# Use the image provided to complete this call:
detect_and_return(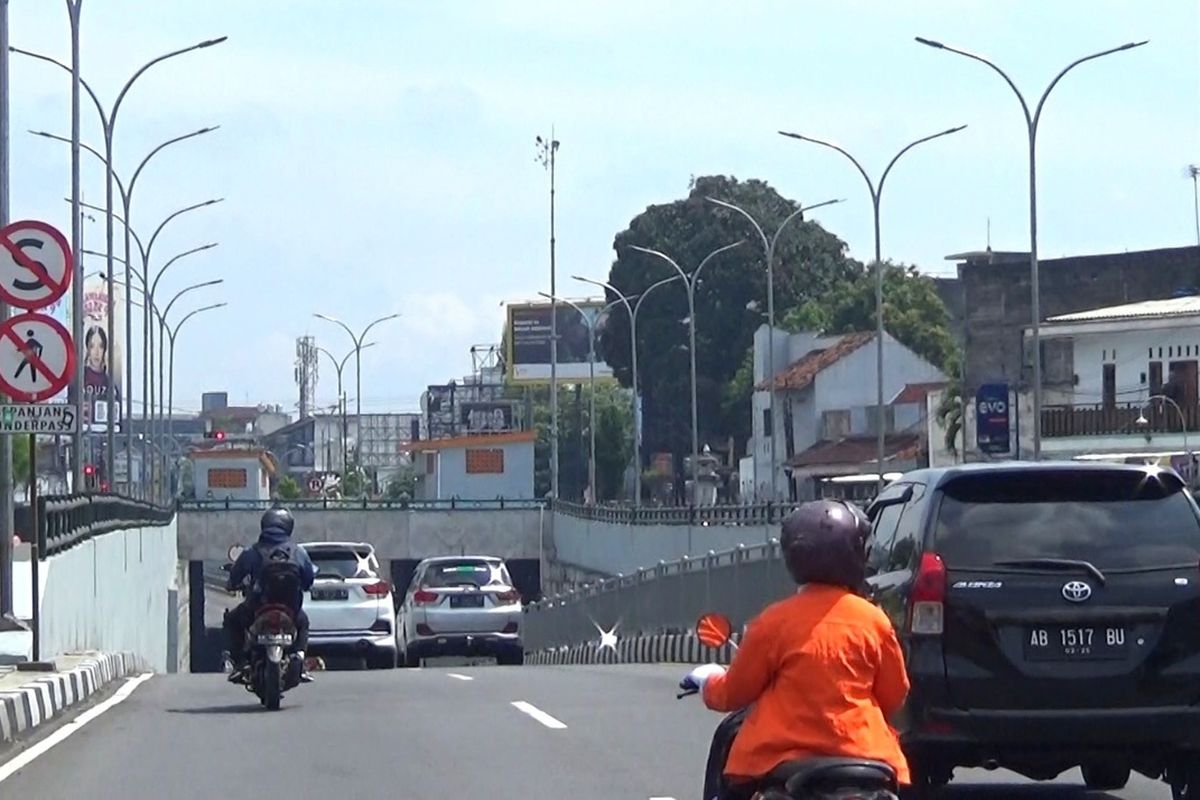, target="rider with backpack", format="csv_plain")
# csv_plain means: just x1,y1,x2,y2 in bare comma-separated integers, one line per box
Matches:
223,506,317,682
